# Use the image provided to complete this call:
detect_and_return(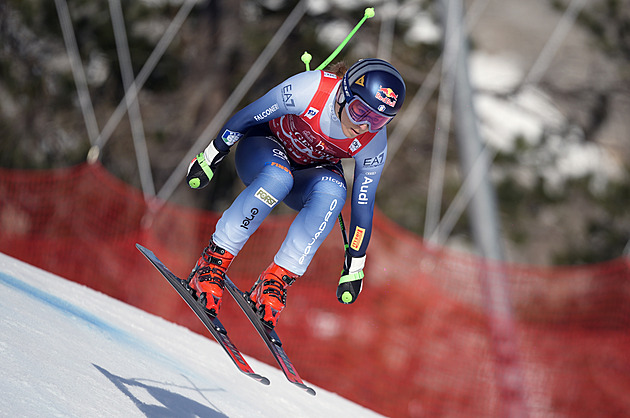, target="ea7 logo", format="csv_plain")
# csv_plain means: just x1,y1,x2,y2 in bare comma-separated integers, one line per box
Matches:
363,152,385,167
282,84,295,107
